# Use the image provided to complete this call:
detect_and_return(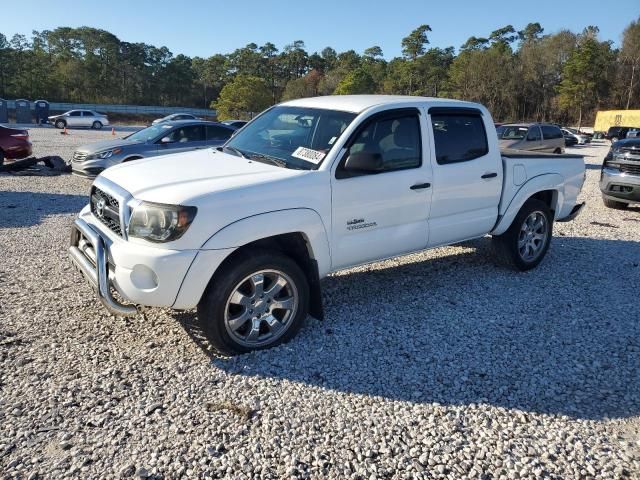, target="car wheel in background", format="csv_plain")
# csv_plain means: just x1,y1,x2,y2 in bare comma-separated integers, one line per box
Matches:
55,119,66,129
603,197,628,210
492,198,553,271
611,137,619,143
0,149,4,166
553,148,562,154
92,121,103,130
197,249,309,355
